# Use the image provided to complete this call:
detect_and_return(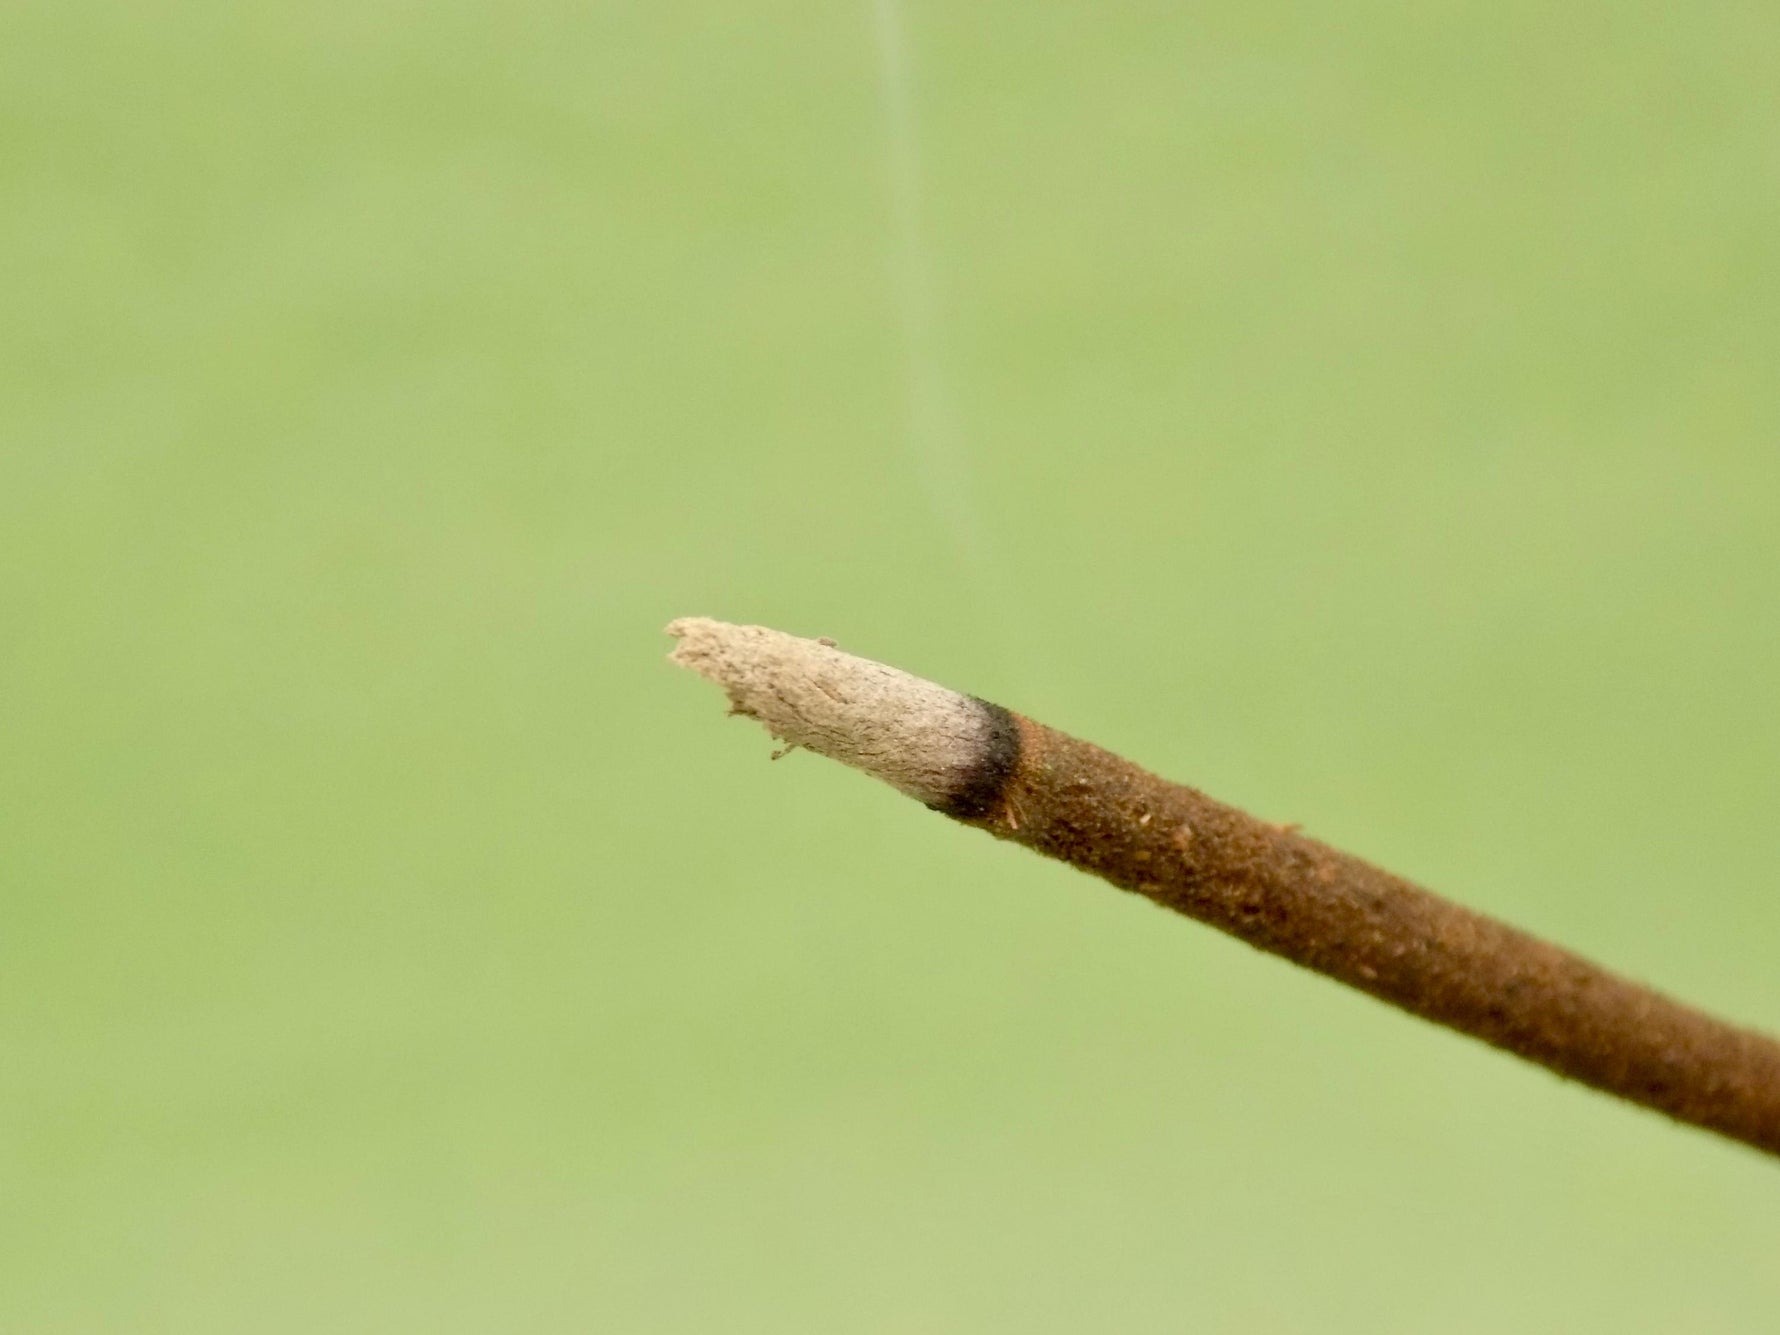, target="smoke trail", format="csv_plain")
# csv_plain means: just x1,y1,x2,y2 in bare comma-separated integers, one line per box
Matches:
868,0,1029,687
